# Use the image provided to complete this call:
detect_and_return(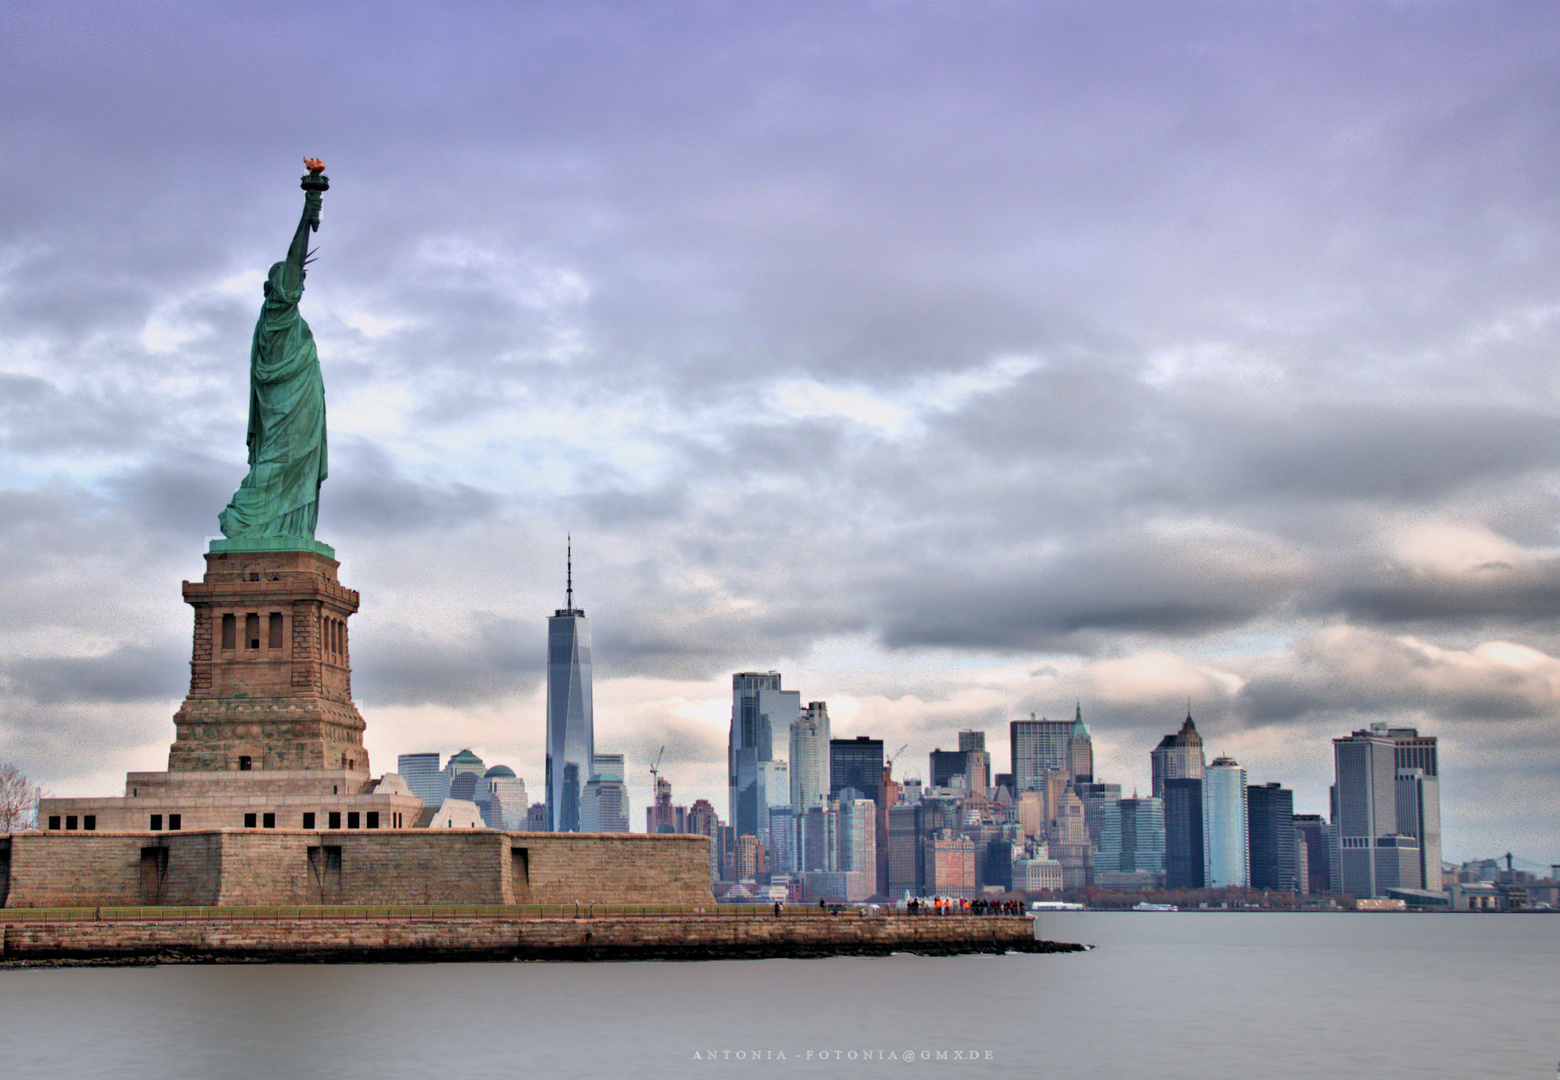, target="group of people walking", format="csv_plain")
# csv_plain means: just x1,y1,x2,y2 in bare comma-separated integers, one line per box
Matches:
907,897,1022,915
766,897,1025,916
